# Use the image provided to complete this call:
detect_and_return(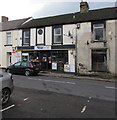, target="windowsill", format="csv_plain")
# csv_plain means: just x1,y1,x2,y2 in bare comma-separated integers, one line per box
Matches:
36,44,45,46
22,44,30,46
52,43,63,45
4,44,12,46
91,40,106,43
